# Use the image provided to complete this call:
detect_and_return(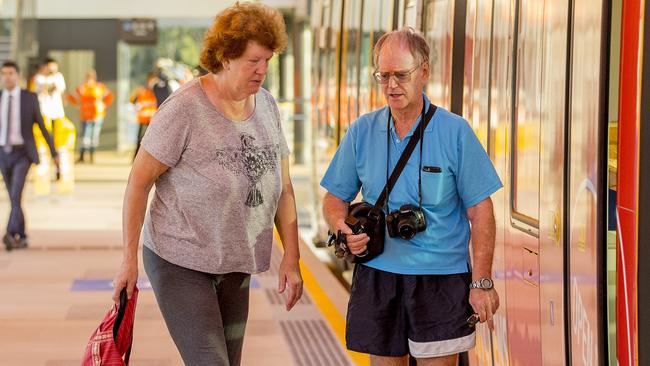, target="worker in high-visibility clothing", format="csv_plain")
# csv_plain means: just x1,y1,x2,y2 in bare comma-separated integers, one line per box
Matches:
129,72,158,161
67,69,113,163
